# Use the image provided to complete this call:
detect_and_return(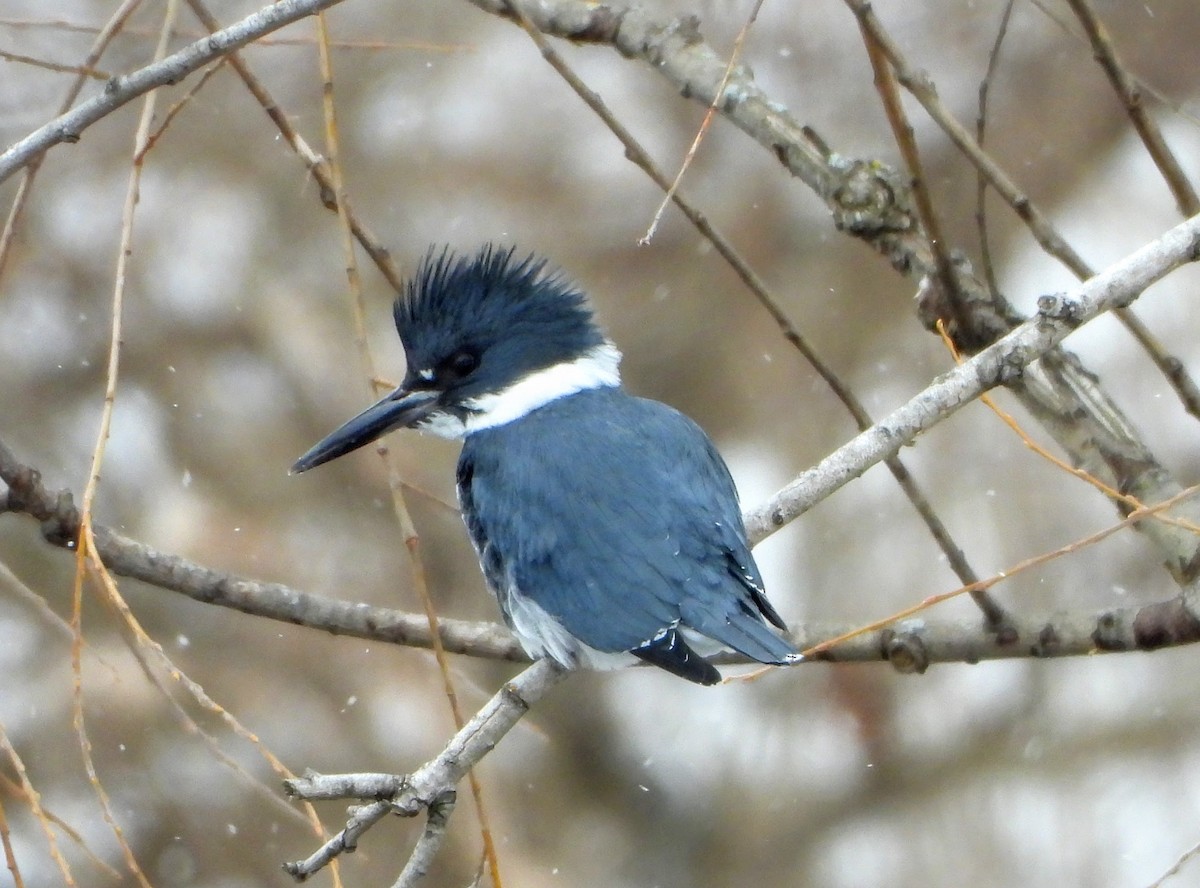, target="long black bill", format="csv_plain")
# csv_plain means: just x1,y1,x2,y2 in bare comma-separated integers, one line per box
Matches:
291,387,440,474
